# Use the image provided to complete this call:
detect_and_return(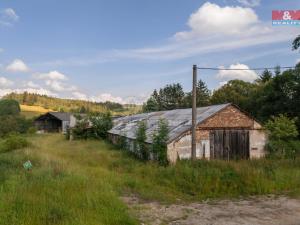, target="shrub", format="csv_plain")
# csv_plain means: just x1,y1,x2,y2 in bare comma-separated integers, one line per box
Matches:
72,118,91,140
0,99,20,116
90,112,113,139
265,114,298,140
265,115,299,159
152,119,169,166
135,121,149,160
0,115,33,137
117,132,128,150
0,134,30,153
